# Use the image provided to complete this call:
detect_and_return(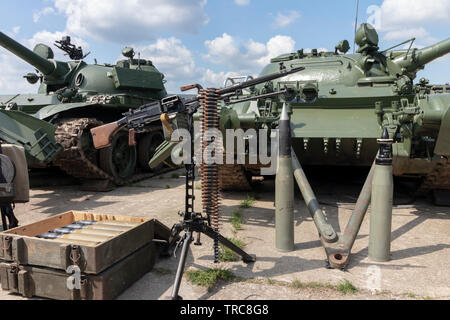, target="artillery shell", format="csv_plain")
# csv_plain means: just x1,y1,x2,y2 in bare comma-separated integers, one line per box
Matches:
275,103,294,252
46,238,100,246
87,224,131,232
72,228,122,237
61,233,112,242
96,220,141,227
50,227,73,234
75,220,141,227
64,223,84,230
76,220,97,226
